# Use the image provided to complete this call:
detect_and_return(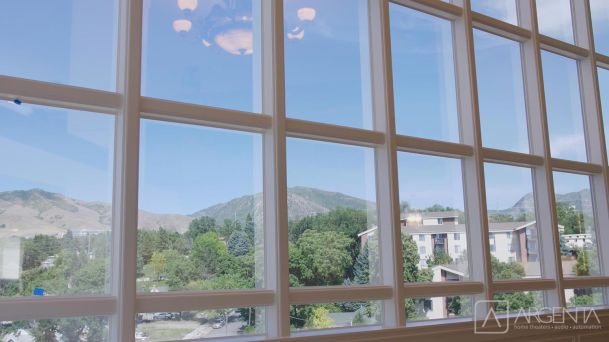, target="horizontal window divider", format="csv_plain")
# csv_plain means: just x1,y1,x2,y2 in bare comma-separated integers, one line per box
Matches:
597,53,609,69
135,289,275,313
0,75,120,114
491,279,556,293
289,325,383,339
391,0,462,21
285,118,385,147
140,97,272,133
288,285,393,305
539,35,589,60
403,281,484,298
481,148,544,167
551,158,603,174
562,276,609,289
396,135,474,158
0,295,116,322
471,12,531,42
